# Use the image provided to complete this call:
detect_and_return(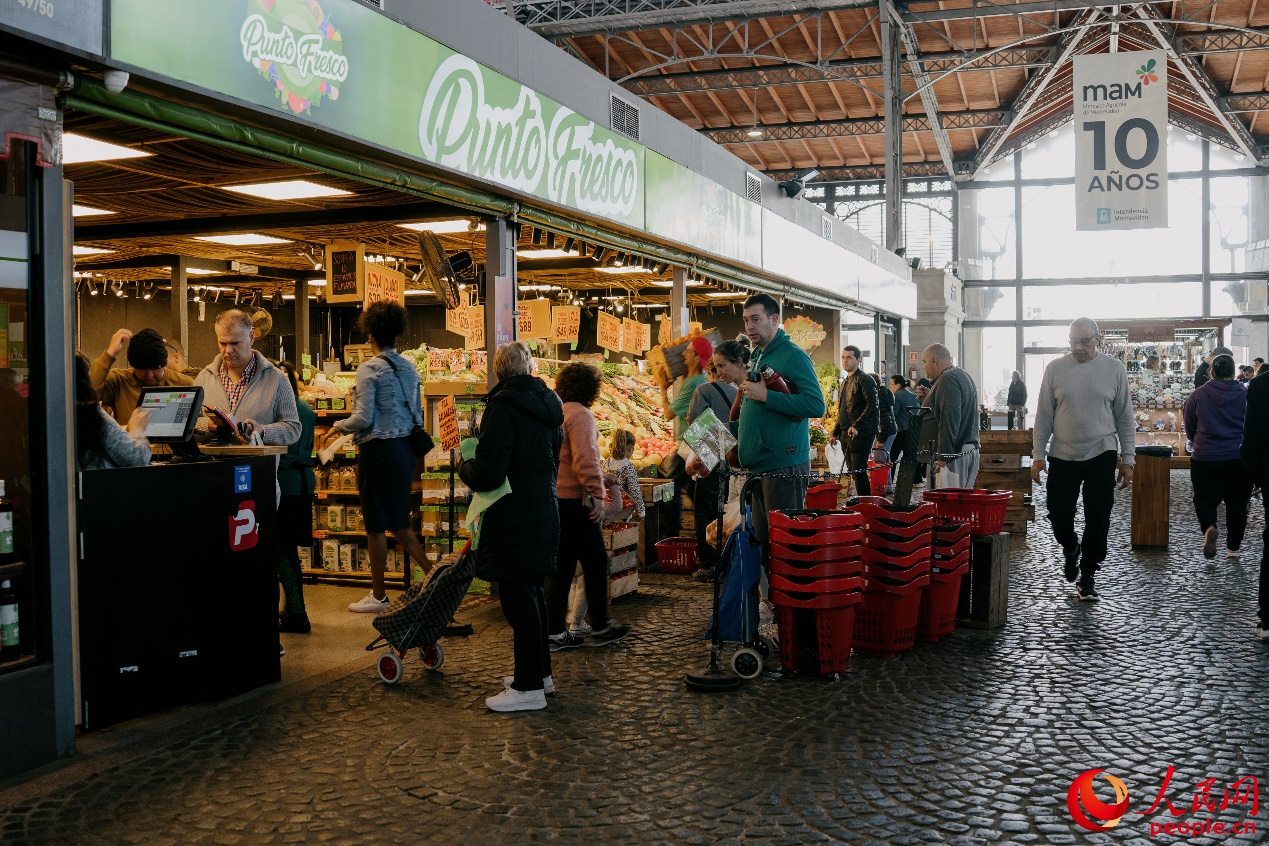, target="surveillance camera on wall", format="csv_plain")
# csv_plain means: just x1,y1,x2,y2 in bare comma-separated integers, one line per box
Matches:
776,168,821,199
102,70,130,93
